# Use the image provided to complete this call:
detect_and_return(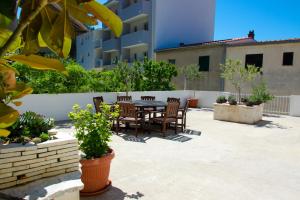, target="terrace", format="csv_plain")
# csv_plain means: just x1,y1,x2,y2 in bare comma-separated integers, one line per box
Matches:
52,108,300,200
